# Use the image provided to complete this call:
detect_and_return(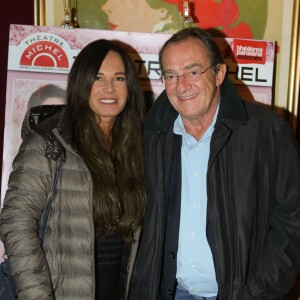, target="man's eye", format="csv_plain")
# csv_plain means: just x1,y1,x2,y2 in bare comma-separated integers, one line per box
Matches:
190,70,200,77
165,75,175,80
